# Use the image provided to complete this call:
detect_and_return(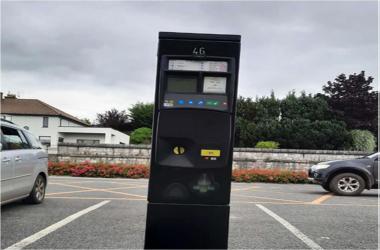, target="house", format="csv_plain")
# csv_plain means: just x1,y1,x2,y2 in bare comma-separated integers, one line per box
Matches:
0,93,130,152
